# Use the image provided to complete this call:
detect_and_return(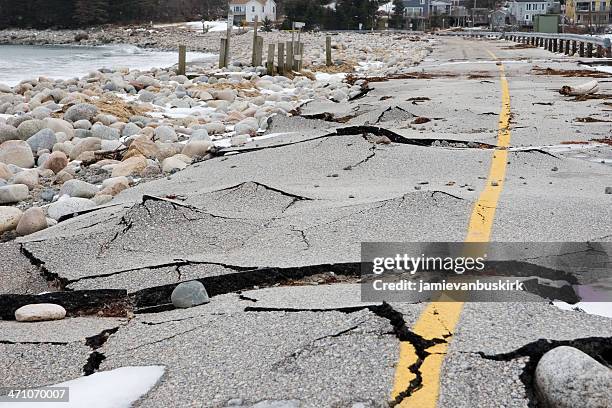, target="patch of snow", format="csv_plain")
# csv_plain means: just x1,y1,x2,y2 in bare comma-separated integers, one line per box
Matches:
185,21,238,32
553,301,612,318
314,72,347,83
379,1,393,12
0,366,165,408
